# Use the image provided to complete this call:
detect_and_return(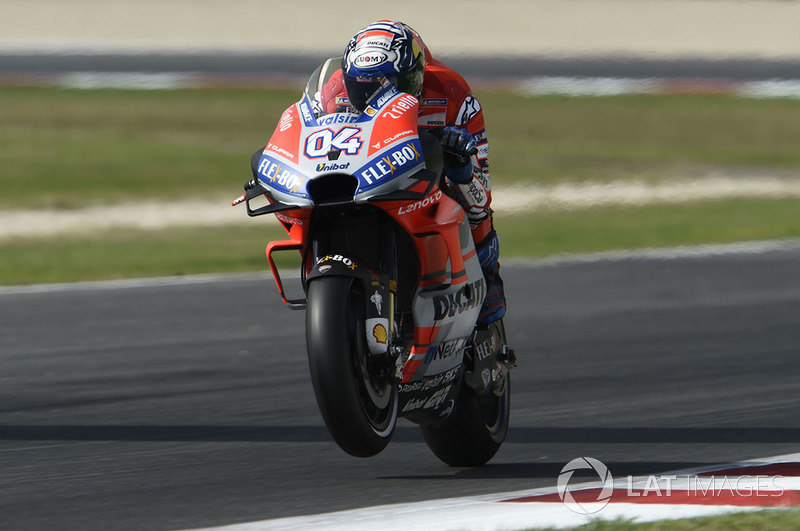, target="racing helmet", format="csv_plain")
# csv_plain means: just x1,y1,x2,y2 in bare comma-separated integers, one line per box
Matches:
342,20,427,112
